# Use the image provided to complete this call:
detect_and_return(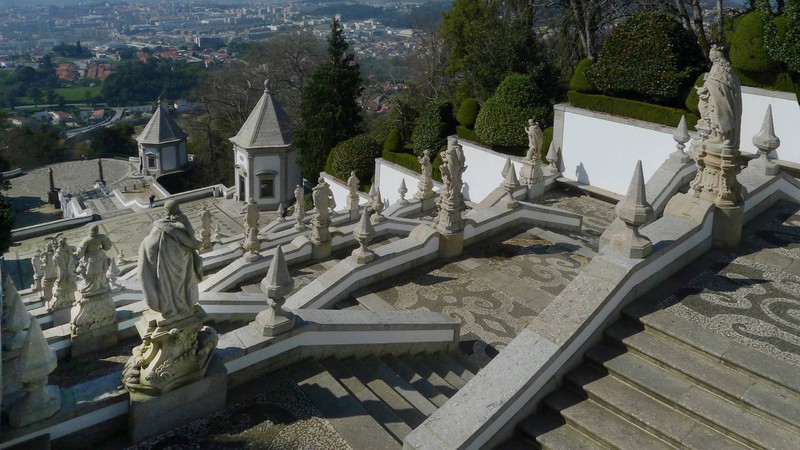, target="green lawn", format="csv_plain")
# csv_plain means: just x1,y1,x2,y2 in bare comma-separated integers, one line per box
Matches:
15,85,103,105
